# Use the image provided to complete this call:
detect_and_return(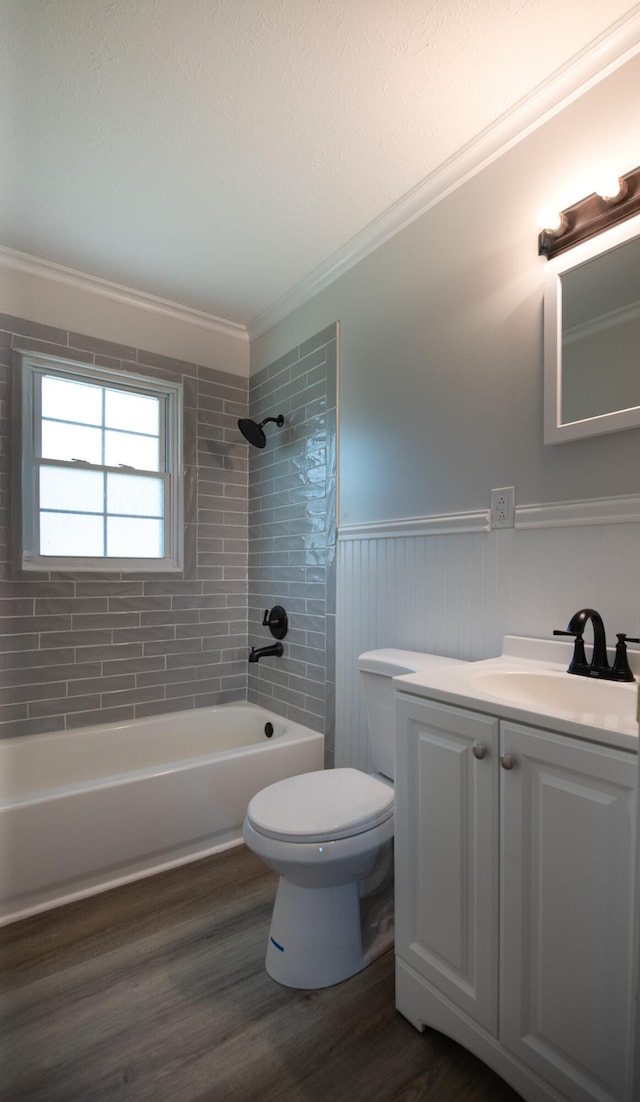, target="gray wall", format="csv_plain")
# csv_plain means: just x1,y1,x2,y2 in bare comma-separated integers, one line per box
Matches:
246,325,337,761
251,54,640,525
249,54,640,771
0,314,248,737
0,314,338,748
